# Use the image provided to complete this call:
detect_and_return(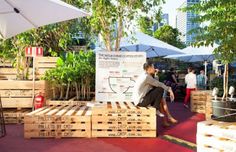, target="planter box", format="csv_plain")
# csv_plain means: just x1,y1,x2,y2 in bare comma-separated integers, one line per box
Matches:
0,80,51,108
190,90,212,114
0,57,57,80
197,120,236,152
3,108,31,124
212,99,236,122
91,102,156,138
24,105,92,138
